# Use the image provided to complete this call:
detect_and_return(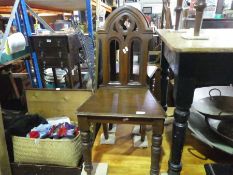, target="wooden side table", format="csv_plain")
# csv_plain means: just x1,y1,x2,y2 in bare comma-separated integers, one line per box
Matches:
157,29,233,175
77,87,165,175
